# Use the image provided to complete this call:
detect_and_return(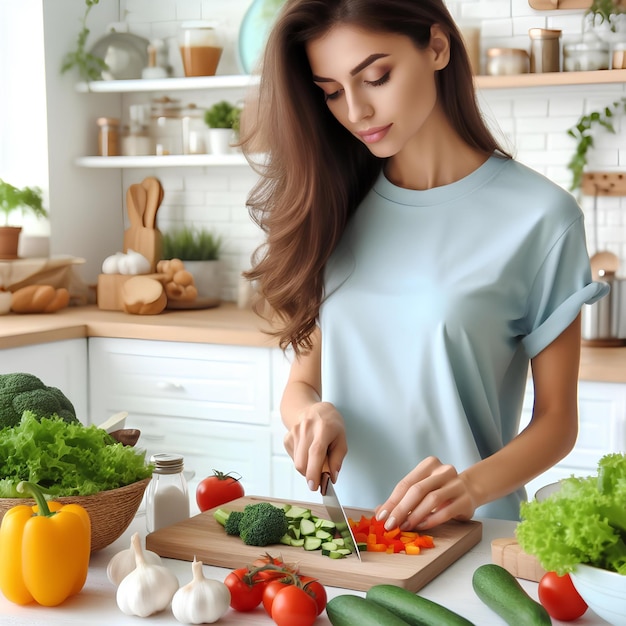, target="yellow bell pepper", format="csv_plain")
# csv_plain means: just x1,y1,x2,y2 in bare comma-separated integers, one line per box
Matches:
0,481,91,606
